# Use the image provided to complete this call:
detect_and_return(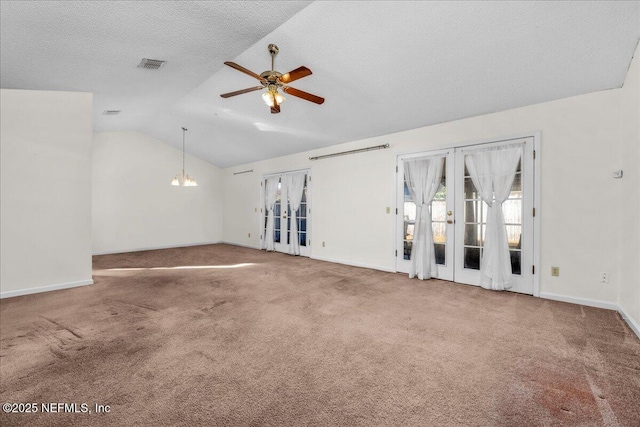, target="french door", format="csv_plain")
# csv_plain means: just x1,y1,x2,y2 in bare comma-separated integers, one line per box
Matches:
397,149,455,281
261,170,311,257
396,137,536,295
